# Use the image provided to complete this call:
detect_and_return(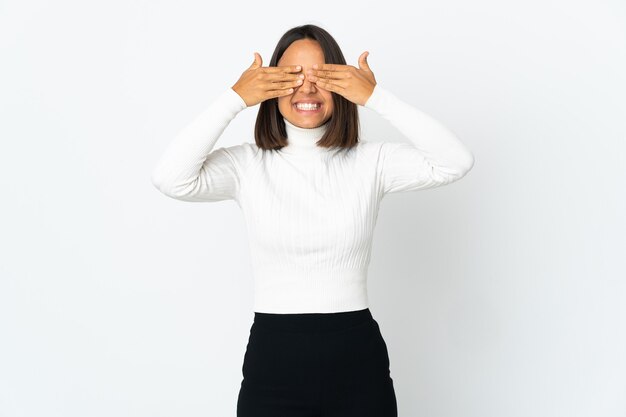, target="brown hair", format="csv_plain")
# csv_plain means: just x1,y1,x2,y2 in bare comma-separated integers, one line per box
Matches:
254,24,360,153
